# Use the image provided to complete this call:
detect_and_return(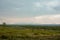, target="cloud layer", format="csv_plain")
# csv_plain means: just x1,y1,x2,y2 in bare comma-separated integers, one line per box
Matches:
0,0,60,24
0,14,60,24
0,0,60,17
